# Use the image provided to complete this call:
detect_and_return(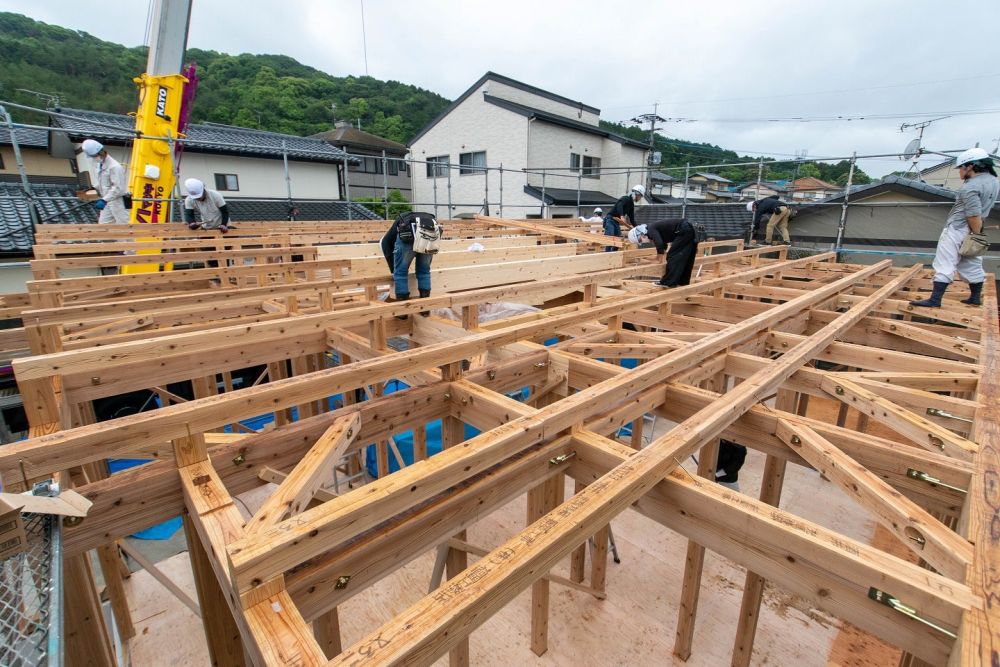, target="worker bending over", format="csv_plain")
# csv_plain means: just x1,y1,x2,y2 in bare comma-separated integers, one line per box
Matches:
81,139,130,224
604,185,645,251
183,178,232,232
912,147,998,308
628,218,699,287
749,195,790,245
